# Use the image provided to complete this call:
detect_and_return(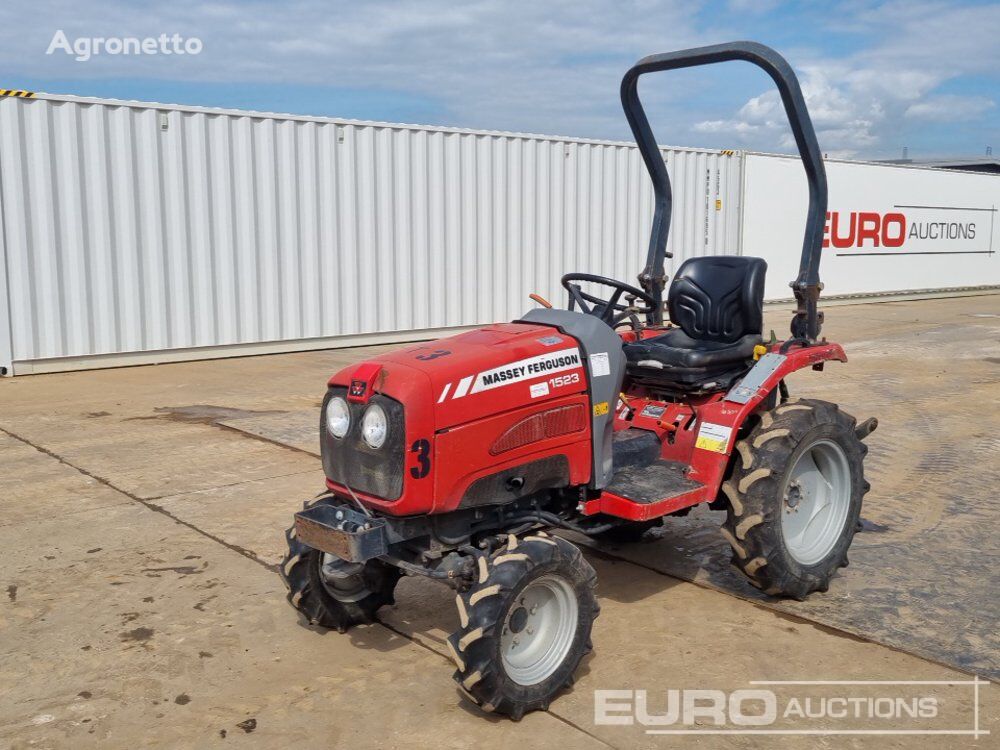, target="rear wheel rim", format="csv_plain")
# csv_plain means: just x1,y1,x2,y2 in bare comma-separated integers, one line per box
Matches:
500,575,579,686
317,553,371,603
780,439,852,566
